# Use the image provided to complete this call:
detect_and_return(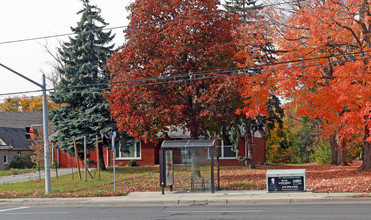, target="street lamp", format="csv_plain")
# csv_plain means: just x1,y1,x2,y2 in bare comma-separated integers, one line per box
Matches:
0,63,51,194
